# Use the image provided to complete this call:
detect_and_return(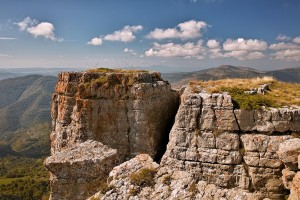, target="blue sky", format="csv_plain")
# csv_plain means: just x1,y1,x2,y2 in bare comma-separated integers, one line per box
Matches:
0,0,300,71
